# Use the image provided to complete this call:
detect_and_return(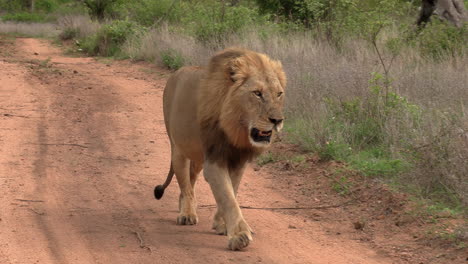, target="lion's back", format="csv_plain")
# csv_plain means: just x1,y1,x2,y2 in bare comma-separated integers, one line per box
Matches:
163,66,205,160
